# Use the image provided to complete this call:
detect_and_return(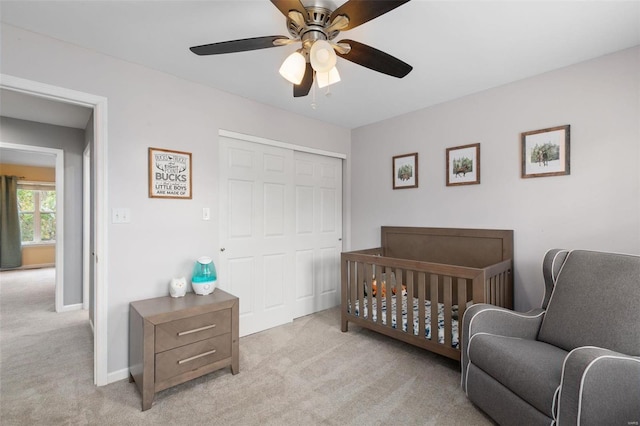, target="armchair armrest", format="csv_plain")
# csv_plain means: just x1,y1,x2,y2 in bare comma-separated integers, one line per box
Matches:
557,346,640,425
461,304,545,391
463,304,545,341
